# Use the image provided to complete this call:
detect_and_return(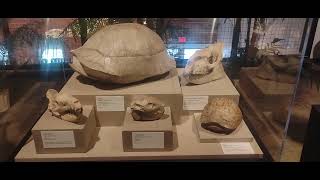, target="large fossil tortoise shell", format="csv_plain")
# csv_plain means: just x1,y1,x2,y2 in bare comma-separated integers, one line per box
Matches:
69,23,176,84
